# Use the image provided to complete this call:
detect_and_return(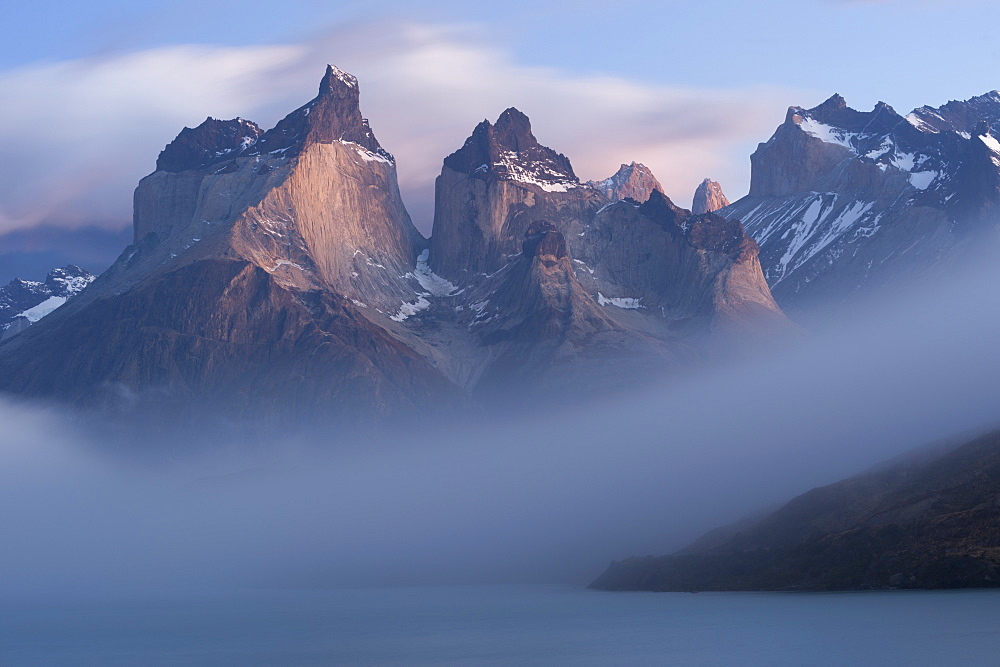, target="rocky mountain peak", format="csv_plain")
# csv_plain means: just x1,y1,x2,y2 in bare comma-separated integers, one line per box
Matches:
637,189,688,235
155,117,263,172
588,162,664,202
442,108,577,186
318,64,359,95
817,93,847,111
493,107,536,151
724,86,1000,317
691,178,730,214
152,66,390,175
906,91,1000,134
44,265,95,297
252,64,389,159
